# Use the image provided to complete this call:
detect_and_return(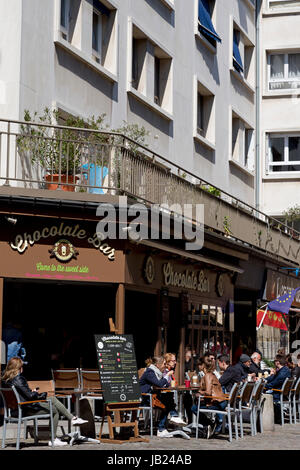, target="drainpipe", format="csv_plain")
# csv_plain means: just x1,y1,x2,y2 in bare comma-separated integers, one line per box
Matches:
255,0,261,211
